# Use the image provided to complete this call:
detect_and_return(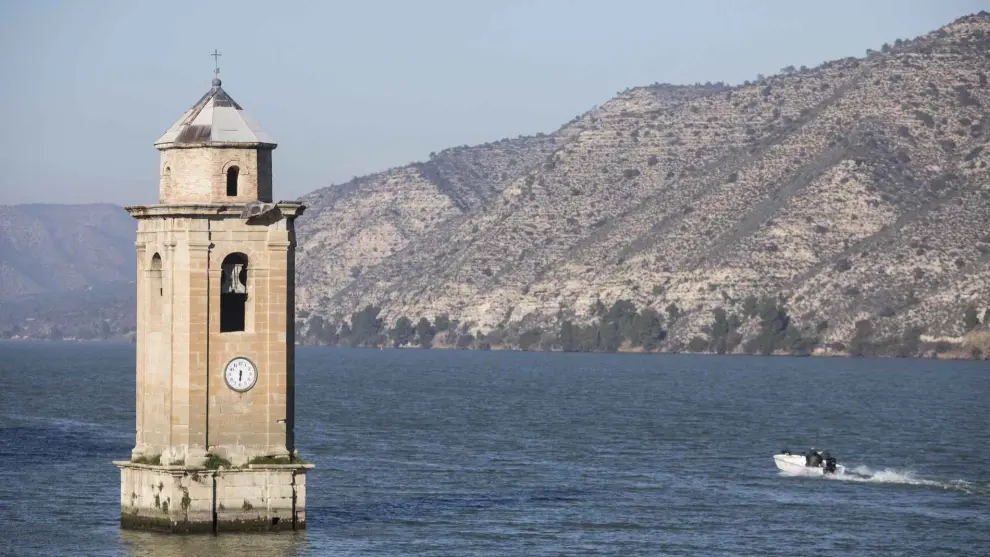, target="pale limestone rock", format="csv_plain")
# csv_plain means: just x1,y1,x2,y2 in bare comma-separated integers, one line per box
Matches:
296,13,990,347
